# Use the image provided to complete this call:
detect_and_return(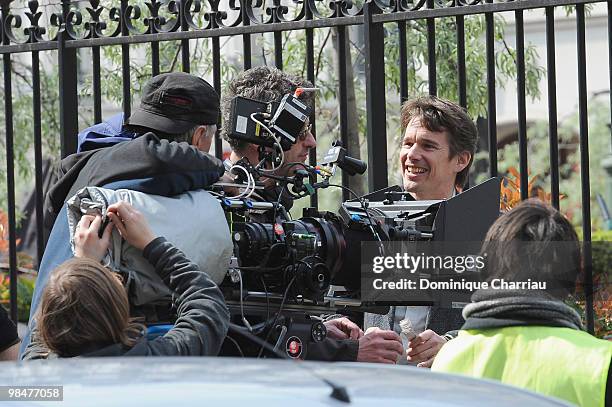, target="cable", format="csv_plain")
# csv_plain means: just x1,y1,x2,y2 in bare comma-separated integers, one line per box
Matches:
225,164,251,199
225,334,245,357
249,112,285,172
267,161,313,221
244,171,256,199
257,274,297,358
236,269,253,332
259,275,271,326
284,161,317,200
243,166,256,199
271,178,289,223
328,183,384,255
243,166,255,198
225,164,255,199
249,113,284,170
